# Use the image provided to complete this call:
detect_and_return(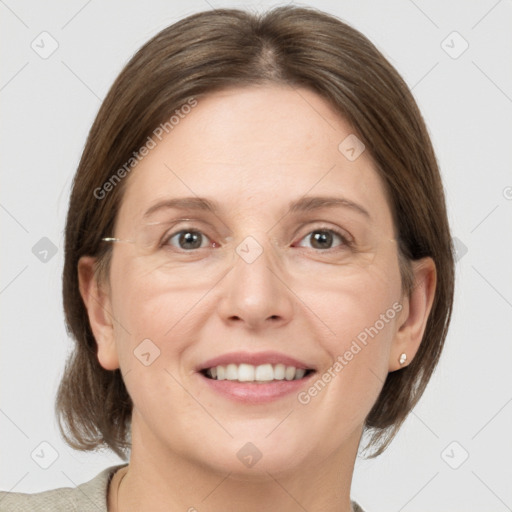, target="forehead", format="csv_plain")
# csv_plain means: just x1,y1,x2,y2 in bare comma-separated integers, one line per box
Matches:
117,85,393,231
